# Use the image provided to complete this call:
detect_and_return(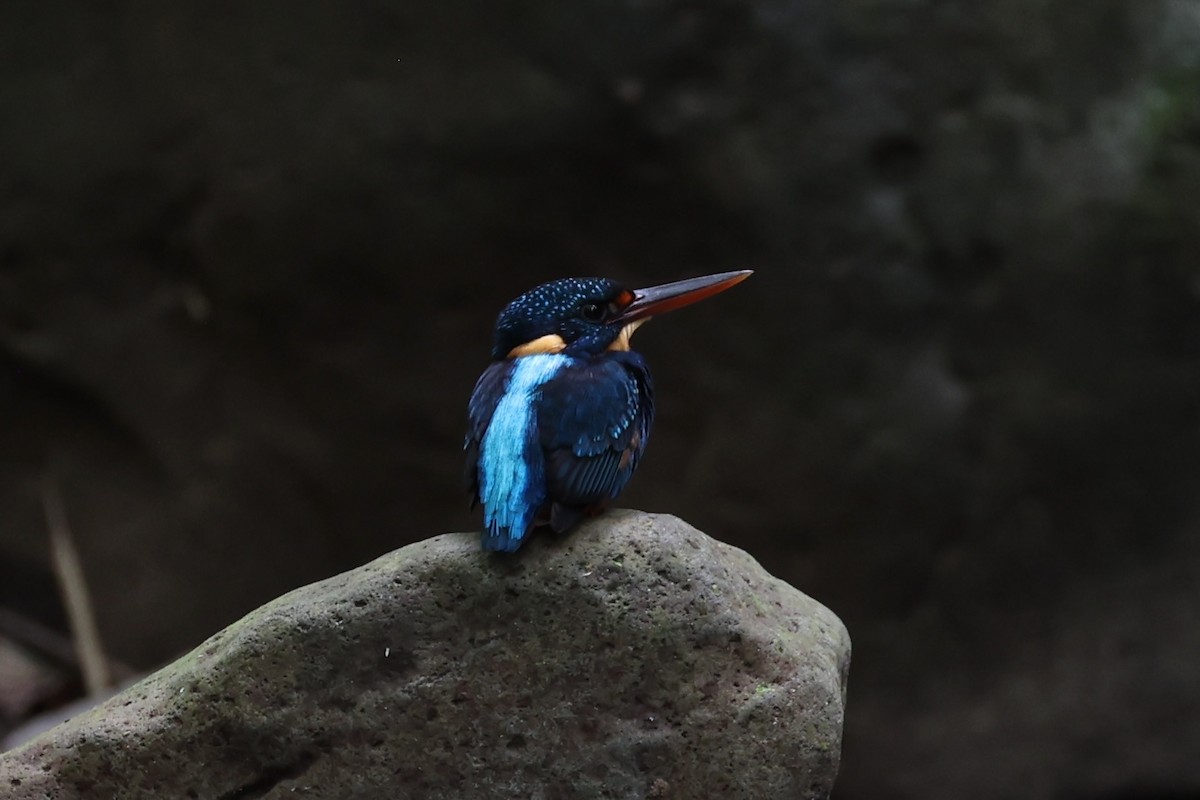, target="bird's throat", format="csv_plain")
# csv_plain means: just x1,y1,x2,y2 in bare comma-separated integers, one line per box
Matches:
607,319,648,352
